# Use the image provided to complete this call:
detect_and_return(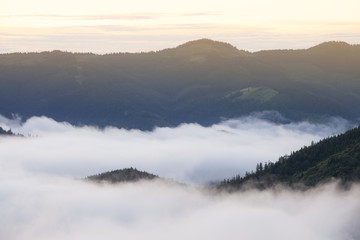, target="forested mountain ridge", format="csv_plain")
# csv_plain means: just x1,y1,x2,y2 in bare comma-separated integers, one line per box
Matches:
219,125,360,190
1,39,360,129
